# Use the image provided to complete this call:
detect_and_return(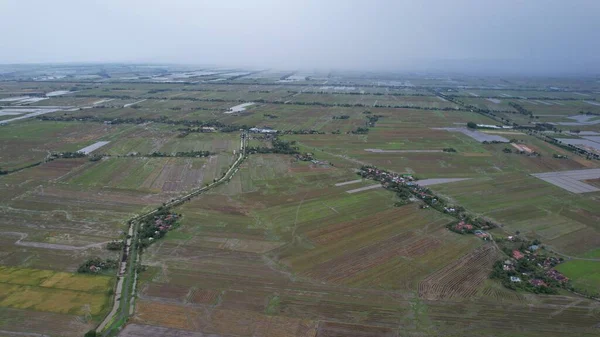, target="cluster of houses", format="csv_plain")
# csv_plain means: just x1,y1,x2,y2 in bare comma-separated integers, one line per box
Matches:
506,244,568,288
78,257,118,274
454,221,473,231
140,213,179,244
295,153,330,166
358,166,416,185
450,220,490,239
359,166,496,239
155,213,178,232
295,153,314,161
546,269,569,283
